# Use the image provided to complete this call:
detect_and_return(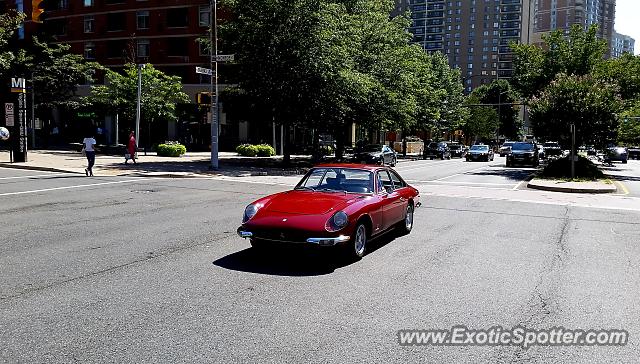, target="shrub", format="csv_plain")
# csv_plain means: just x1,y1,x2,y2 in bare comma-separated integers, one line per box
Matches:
255,144,276,157
156,143,187,157
542,155,603,180
236,144,258,157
